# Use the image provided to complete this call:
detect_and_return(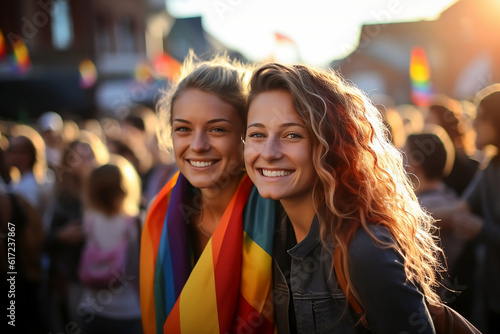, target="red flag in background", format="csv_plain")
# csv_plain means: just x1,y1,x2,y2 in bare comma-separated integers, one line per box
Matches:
275,32,295,44
0,29,6,60
273,32,301,64
153,52,182,81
